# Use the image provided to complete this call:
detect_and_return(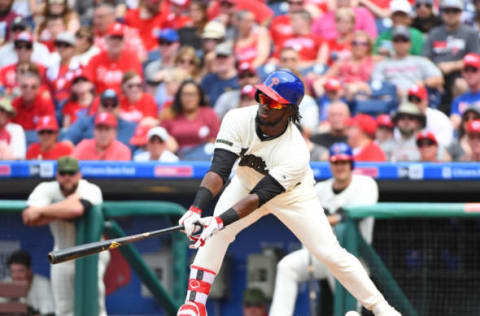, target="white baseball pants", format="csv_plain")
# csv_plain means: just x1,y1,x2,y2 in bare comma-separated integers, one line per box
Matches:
192,177,387,313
